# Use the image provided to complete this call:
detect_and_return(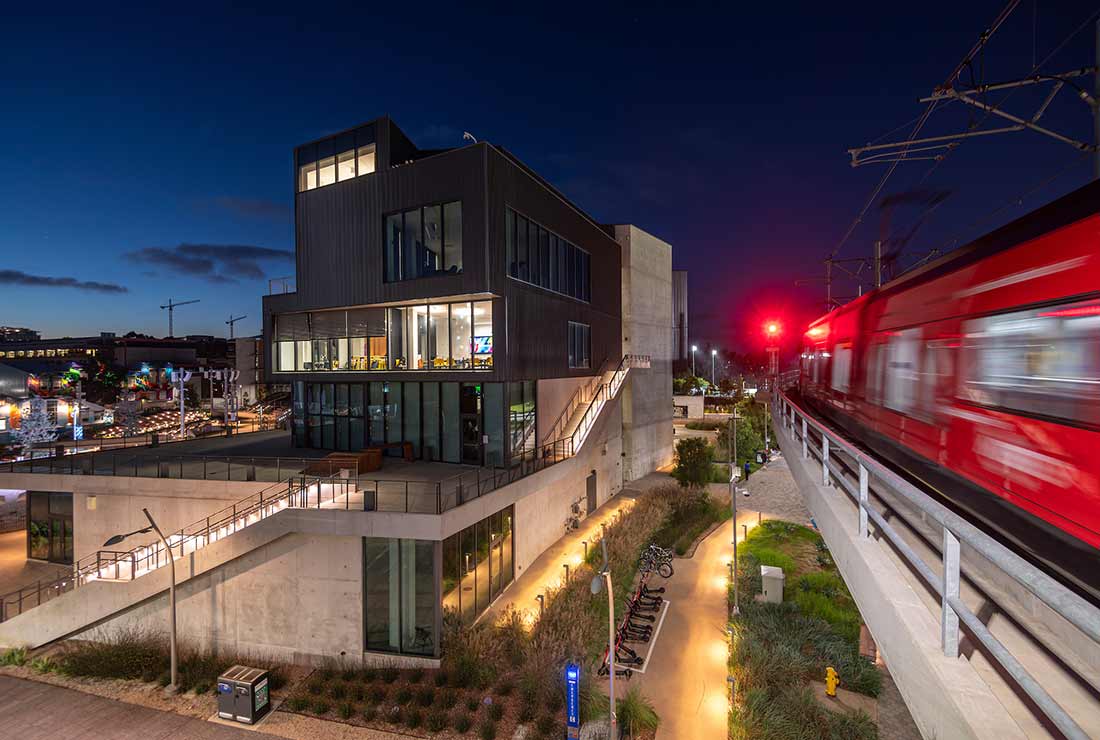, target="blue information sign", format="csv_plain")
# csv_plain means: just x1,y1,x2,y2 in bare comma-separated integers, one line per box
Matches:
565,662,580,738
